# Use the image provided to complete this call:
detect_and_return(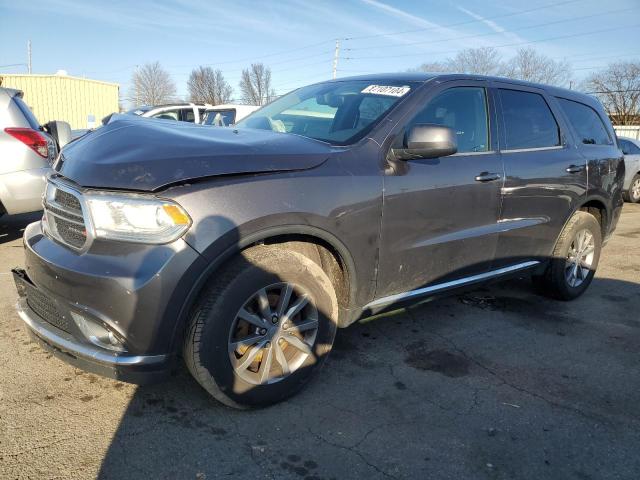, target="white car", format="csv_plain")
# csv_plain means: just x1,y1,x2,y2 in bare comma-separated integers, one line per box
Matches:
126,103,207,123
0,88,59,215
618,136,640,203
200,104,260,127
